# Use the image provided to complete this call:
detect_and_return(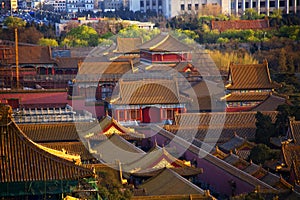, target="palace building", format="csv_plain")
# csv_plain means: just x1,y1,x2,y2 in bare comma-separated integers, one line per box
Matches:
221,60,288,112
109,79,189,124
